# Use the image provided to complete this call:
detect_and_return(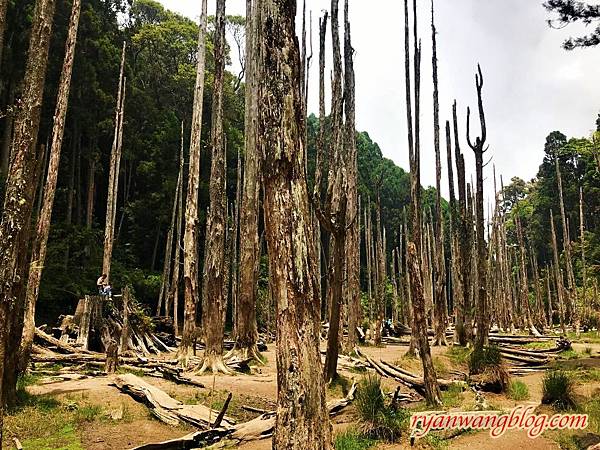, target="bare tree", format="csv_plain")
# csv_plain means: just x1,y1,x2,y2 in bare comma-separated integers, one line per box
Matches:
431,0,447,346
343,0,360,355
102,42,126,280
179,0,208,364
199,0,229,375
257,0,332,446
229,0,261,362
466,64,489,351
19,0,82,372
404,0,441,405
